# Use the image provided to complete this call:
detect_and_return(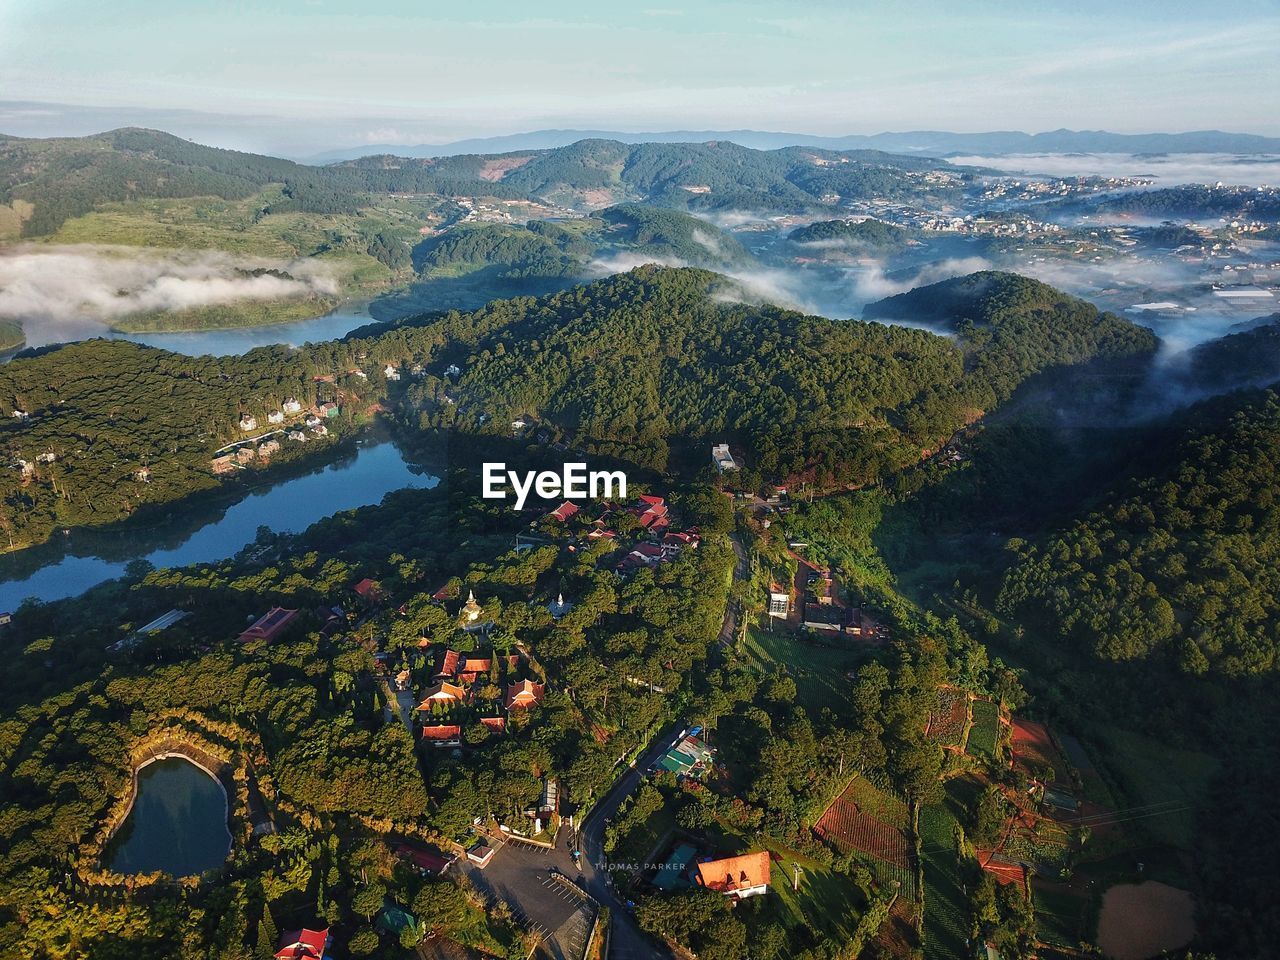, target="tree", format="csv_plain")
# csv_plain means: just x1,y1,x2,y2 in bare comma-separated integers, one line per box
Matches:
347,926,380,956
255,903,278,960
351,881,386,922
